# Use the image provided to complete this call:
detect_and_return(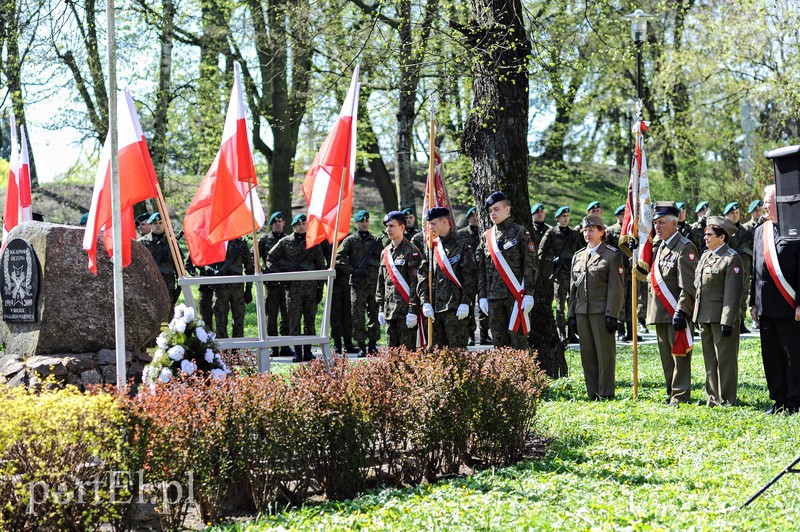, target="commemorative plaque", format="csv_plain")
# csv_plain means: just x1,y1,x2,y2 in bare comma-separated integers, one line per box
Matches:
1,238,40,322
